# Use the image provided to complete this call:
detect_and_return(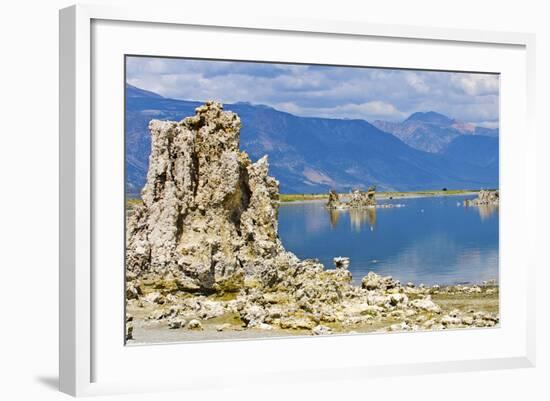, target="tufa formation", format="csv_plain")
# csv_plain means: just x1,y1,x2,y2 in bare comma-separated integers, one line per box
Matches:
126,101,288,292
